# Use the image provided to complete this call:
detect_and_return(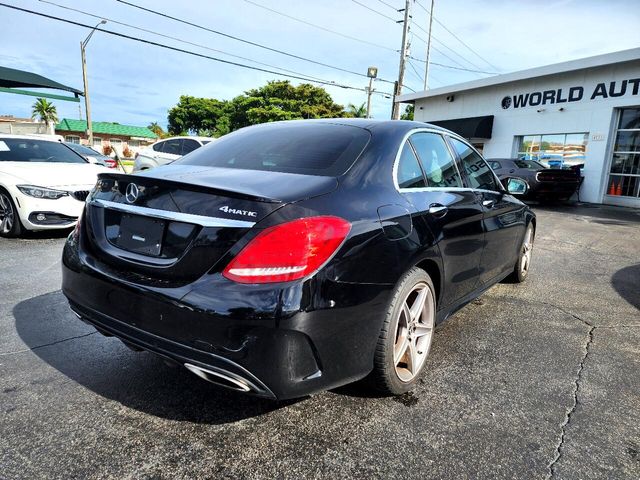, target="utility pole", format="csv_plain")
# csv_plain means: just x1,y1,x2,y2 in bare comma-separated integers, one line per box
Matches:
366,66,378,118
423,0,435,90
392,0,412,120
81,20,106,146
